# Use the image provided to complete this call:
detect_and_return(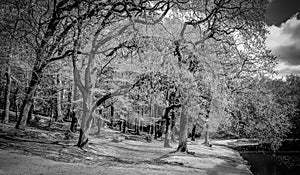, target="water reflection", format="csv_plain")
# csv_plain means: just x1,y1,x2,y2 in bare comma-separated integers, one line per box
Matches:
241,153,300,175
